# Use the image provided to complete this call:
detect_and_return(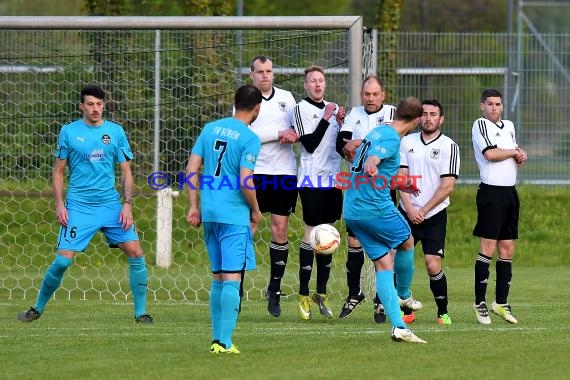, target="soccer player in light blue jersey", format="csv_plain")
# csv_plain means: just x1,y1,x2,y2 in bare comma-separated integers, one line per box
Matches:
343,97,427,343
186,84,263,354
17,85,153,324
